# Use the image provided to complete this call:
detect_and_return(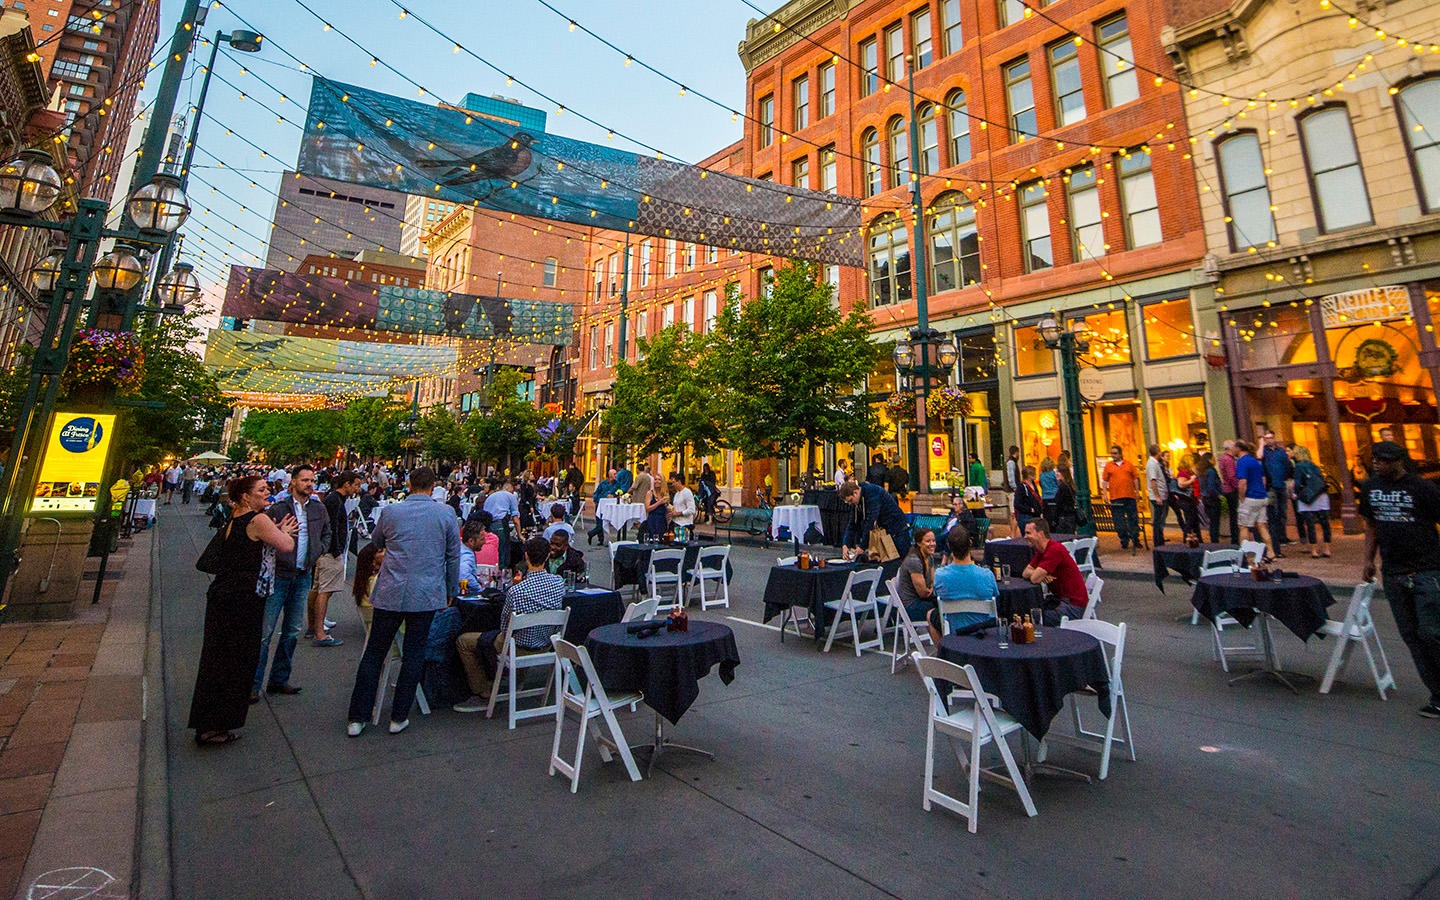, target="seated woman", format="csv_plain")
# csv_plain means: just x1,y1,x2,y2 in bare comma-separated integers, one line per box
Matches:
351,542,386,630
926,526,999,642
941,497,976,558
471,511,500,567
895,527,938,625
